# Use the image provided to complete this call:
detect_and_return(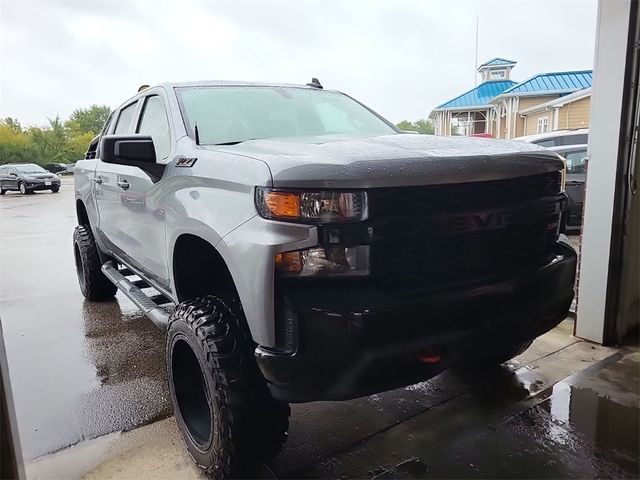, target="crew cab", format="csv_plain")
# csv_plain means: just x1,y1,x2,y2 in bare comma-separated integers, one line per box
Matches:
73,80,577,477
